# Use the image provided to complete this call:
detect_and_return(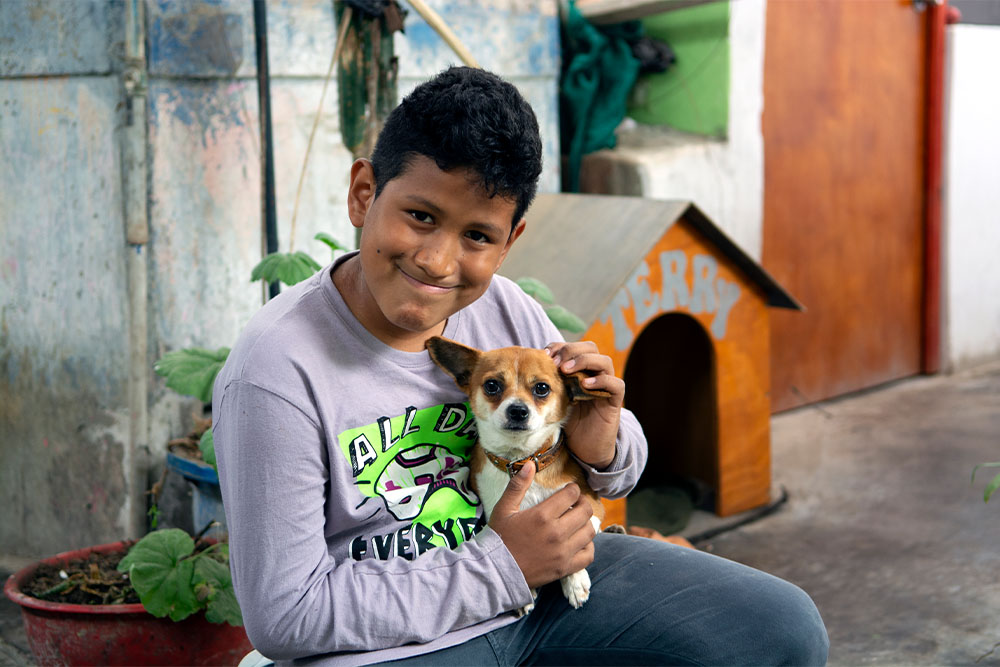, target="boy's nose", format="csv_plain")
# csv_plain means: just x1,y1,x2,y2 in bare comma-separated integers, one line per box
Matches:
413,238,458,280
